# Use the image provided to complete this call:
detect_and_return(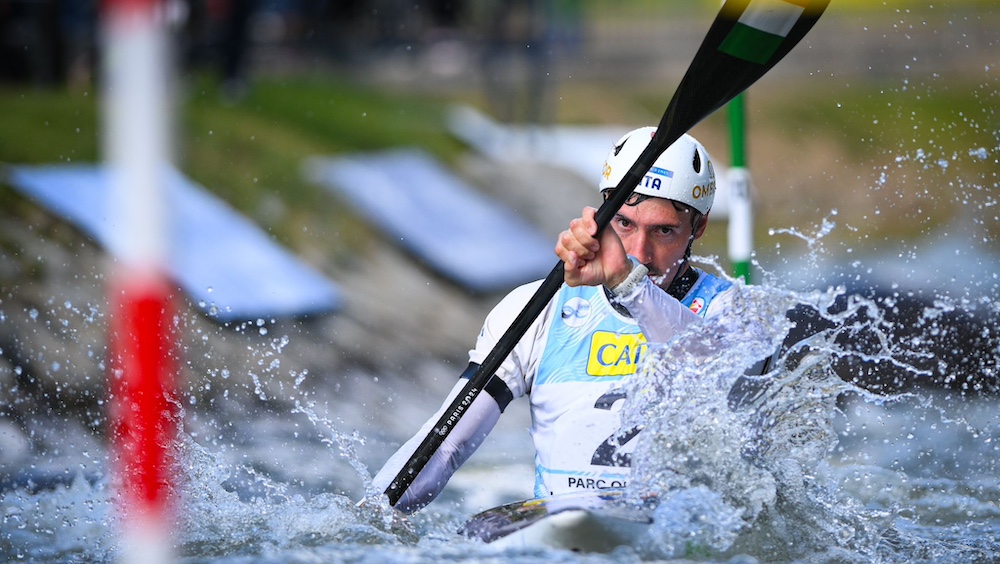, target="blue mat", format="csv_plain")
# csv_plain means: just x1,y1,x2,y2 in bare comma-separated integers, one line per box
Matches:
5,165,342,321
305,149,555,293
